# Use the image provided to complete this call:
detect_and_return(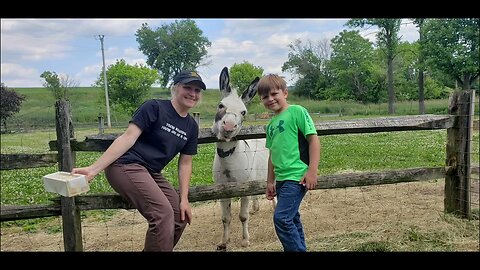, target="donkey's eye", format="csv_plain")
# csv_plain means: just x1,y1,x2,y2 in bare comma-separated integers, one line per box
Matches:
241,111,246,116
218,104,225,110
